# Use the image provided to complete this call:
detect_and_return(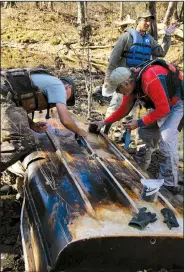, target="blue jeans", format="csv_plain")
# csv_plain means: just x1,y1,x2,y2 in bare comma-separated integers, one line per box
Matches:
139,100,183,187
157,100,183,187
